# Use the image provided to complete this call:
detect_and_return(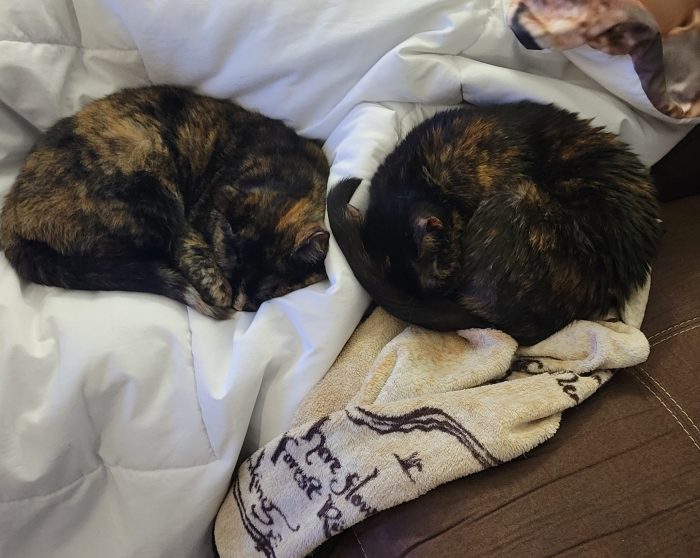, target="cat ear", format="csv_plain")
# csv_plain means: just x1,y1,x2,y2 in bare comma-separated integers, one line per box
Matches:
346,204,364,224
413,215,443,256
292,227,330,264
